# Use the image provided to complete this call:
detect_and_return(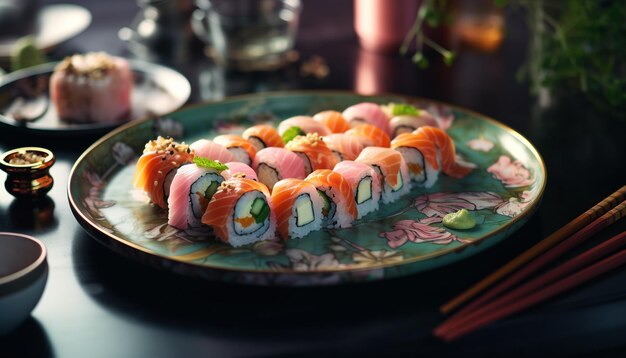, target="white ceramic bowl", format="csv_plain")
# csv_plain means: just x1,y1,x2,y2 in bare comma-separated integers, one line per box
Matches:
0,232,48,335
